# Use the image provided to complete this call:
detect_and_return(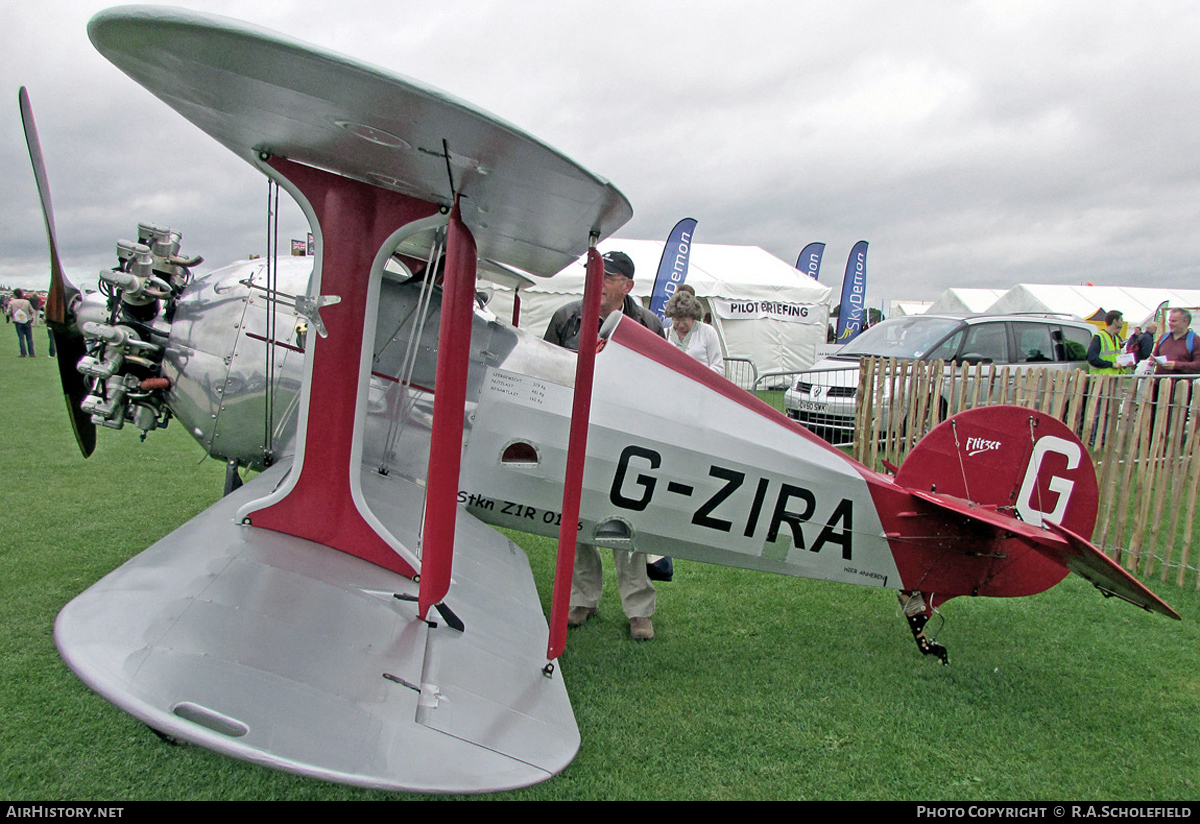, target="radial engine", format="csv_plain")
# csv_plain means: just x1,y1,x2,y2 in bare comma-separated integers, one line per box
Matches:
76,222,199,436
73,222,311,470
